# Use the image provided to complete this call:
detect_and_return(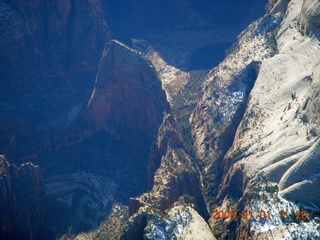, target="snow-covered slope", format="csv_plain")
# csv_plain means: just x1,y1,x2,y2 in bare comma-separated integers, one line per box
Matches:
145,205,216,240
191,4,283,211
225,0,320,208
193,0,320,238
204,0,320,238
